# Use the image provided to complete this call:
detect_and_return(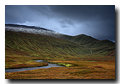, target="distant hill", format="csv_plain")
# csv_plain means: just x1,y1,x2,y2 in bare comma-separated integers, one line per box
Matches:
5,24,115,56
60,34,115,48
